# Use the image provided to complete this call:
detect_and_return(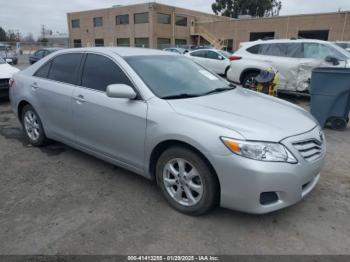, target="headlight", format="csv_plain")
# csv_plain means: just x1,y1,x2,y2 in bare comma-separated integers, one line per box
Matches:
221,137,297,164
